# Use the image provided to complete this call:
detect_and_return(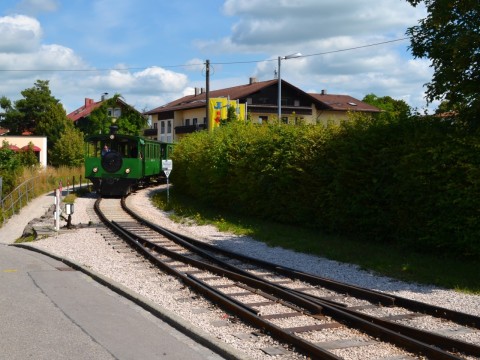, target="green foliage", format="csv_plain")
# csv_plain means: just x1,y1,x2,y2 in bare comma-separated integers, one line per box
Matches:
18,143,40,167
406,0,480,128
172,118,480,259
80,94,147,136
35,102,72,142
0,80,73,165
50,127,85,167
0,80,66,135
0,142,22,194
362,93,413,120
0,141,41,195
